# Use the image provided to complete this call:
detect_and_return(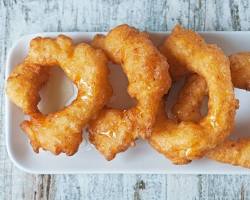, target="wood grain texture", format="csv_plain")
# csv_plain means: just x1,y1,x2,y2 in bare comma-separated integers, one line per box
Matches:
1,0,250,199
